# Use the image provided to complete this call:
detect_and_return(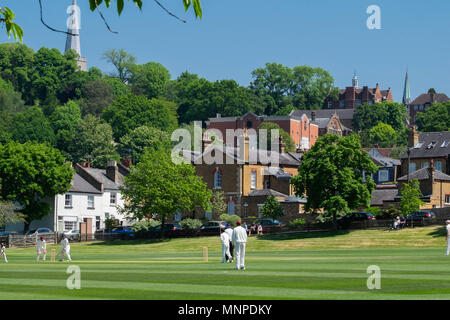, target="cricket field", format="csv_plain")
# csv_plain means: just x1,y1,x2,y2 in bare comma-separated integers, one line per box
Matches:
1,226,450,300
